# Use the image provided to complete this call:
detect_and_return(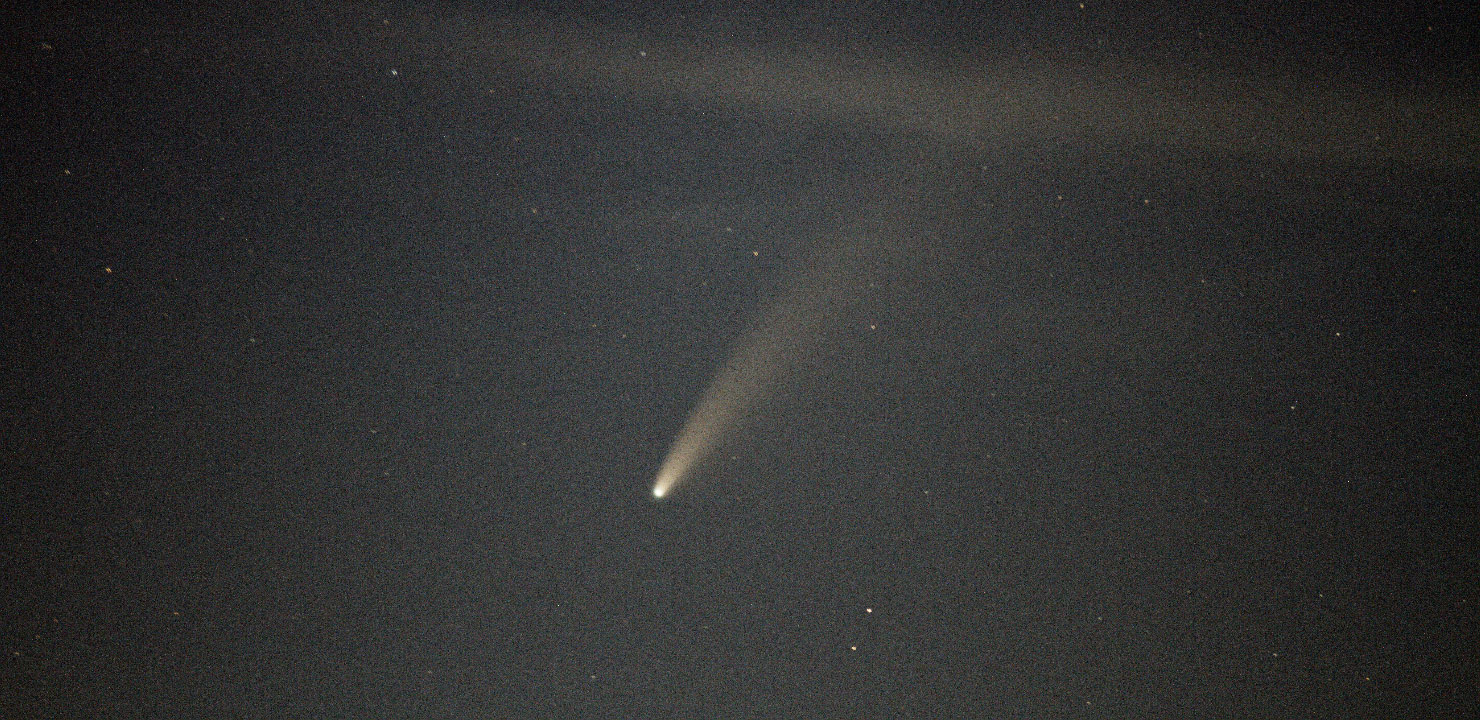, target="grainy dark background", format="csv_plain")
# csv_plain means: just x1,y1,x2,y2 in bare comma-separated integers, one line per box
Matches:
3,1,1476,717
